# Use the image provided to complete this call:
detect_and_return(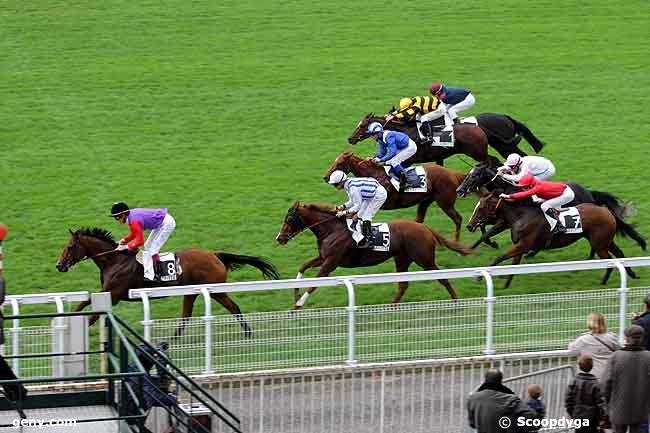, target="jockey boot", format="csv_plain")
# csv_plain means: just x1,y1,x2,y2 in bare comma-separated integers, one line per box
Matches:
545,209,566,235
357,220,372,248
453,117,461,125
